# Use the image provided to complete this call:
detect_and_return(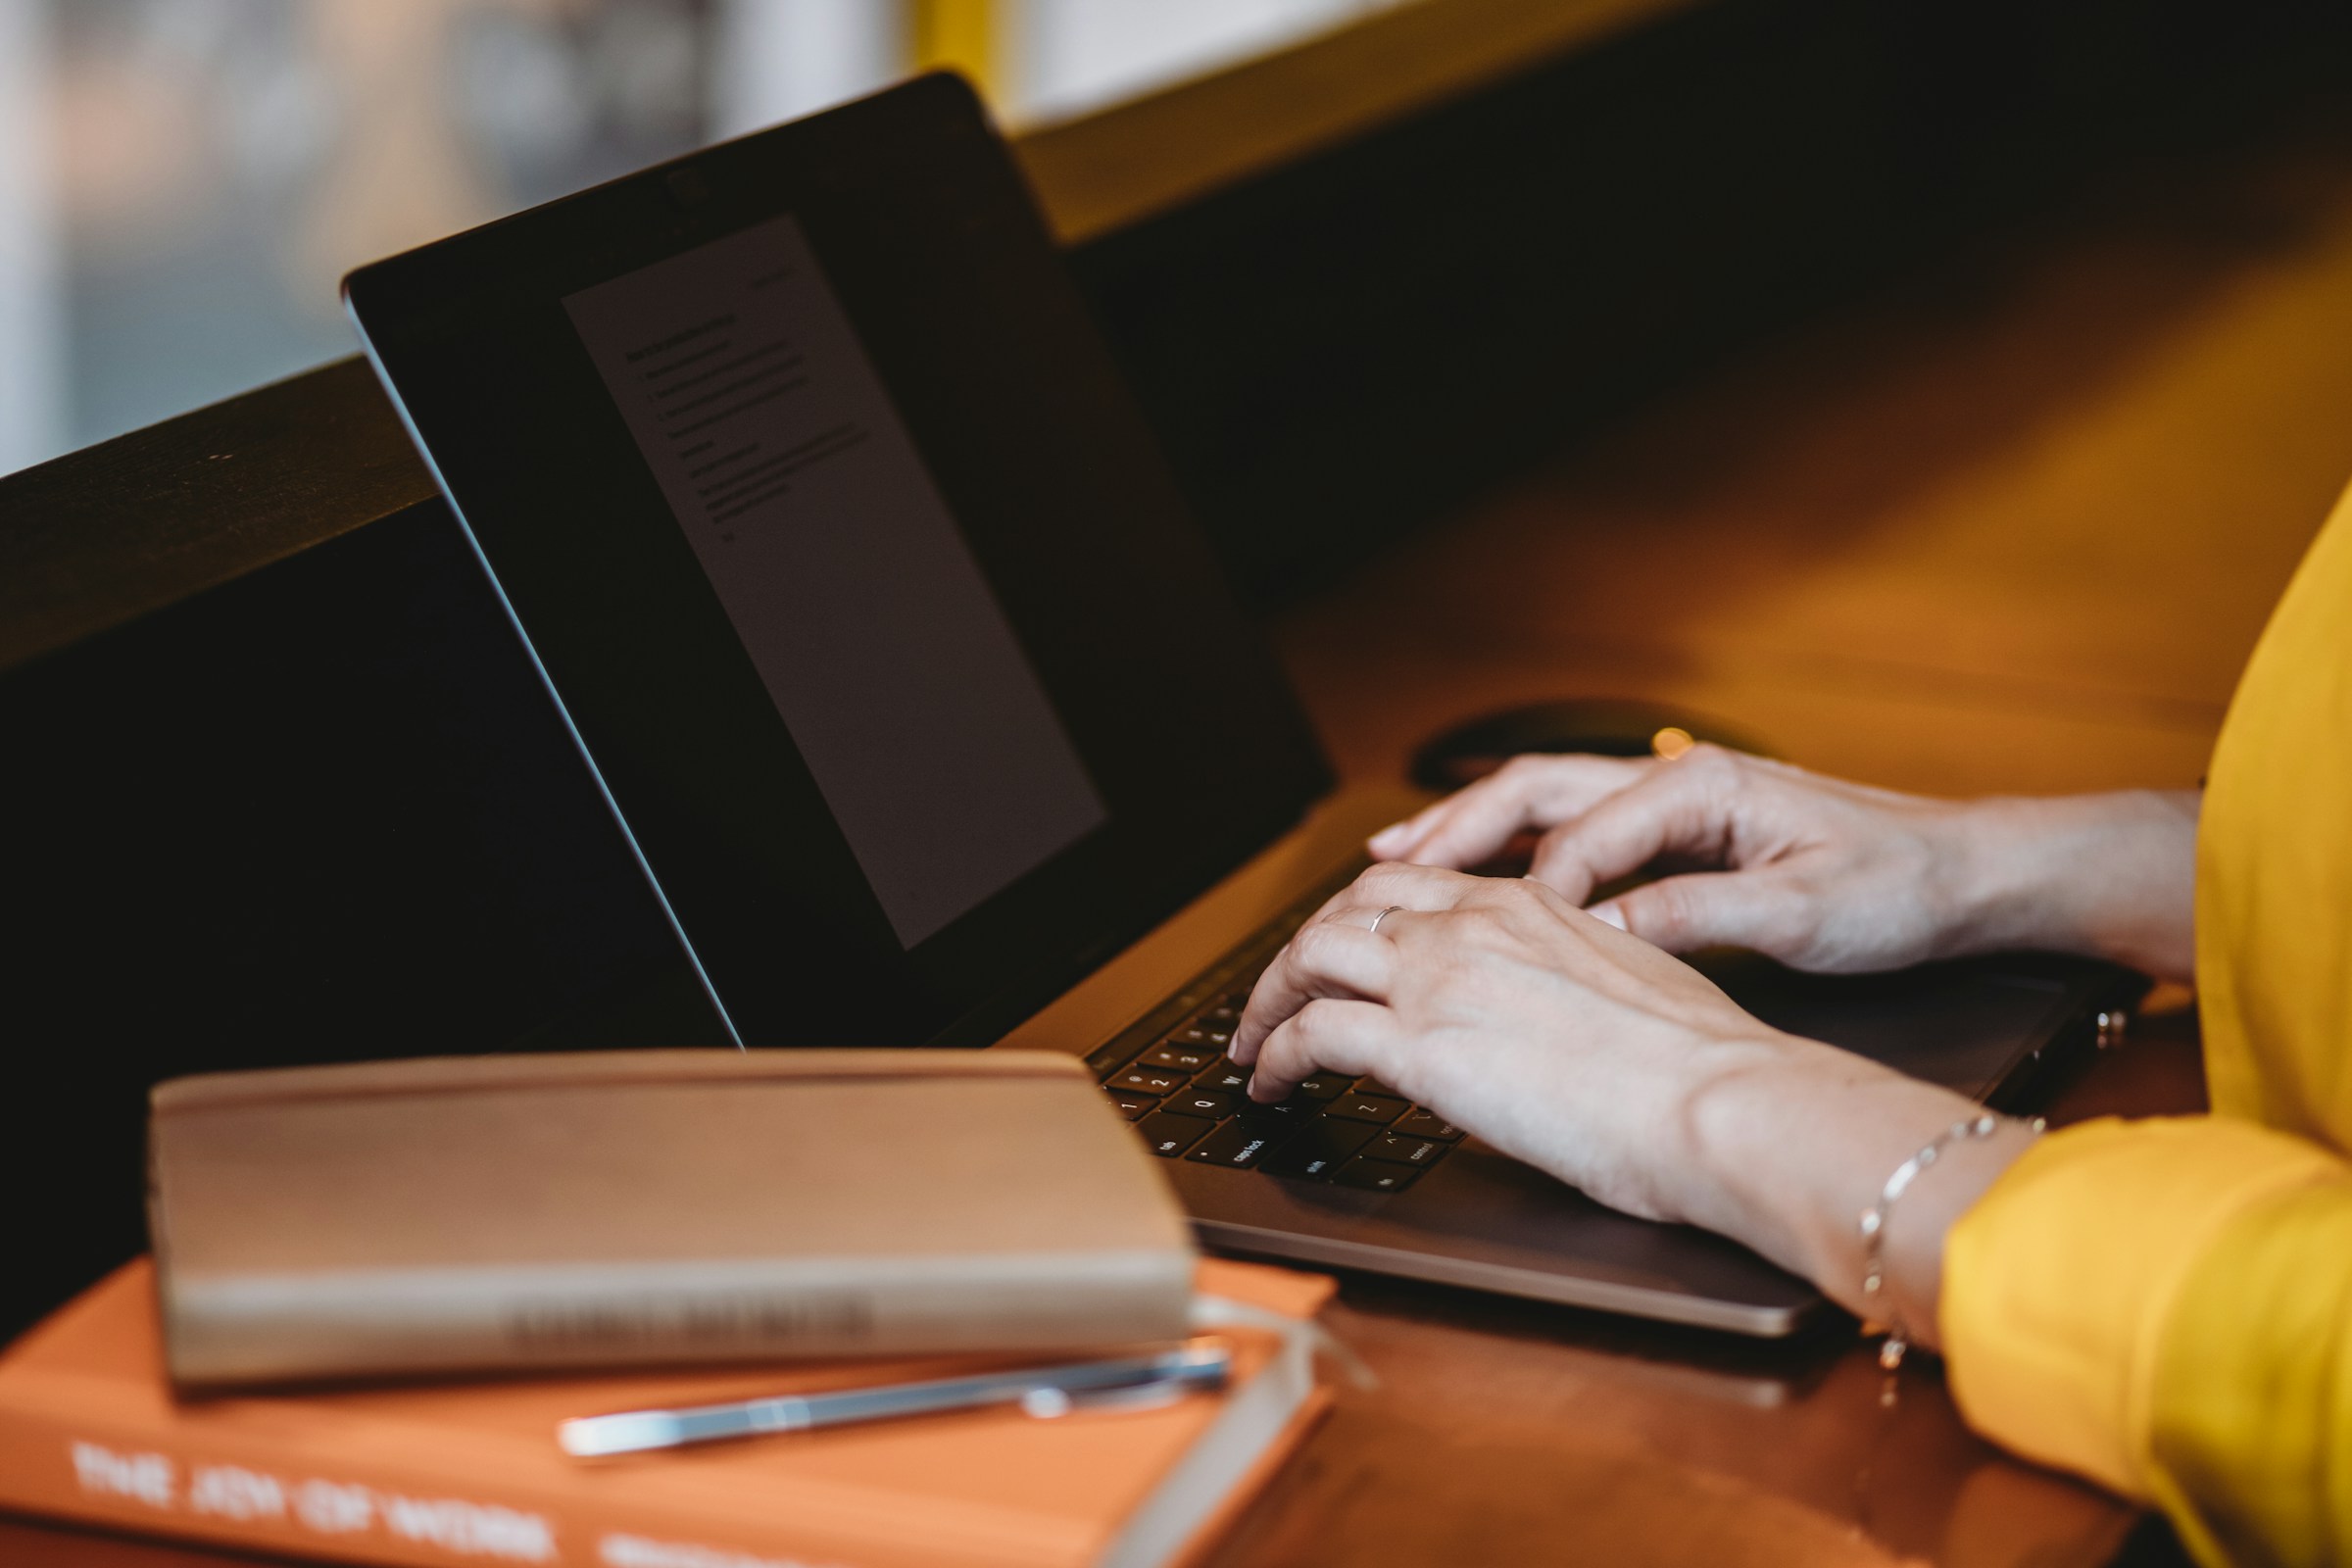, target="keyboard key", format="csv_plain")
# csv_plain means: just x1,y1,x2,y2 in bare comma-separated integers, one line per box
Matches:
1331,1155,1421,1193
1110,1067,1188,1096
1165,1023,1234,1051
1193,1062,1251,1094
1290,1073,1352,1102
1163,1089,1241,1121
1141,1043,1218,1072
1237,1095,1311,1121
1197,1003,1242,1029
1086,1041,1144,1079
1326,1092,1410,1125
1393,1107,1464,1141
1363,1134,1446,1167
1260,1118,1376,1179
1354,1078,1404,1099
1135,1111,1212,1157
1104,1089,1158,1121
1185,1118,1294,1169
